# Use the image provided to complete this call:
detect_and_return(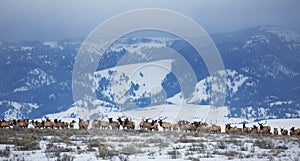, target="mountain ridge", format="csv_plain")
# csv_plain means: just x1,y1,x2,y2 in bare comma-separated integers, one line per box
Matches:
0,25,299,120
